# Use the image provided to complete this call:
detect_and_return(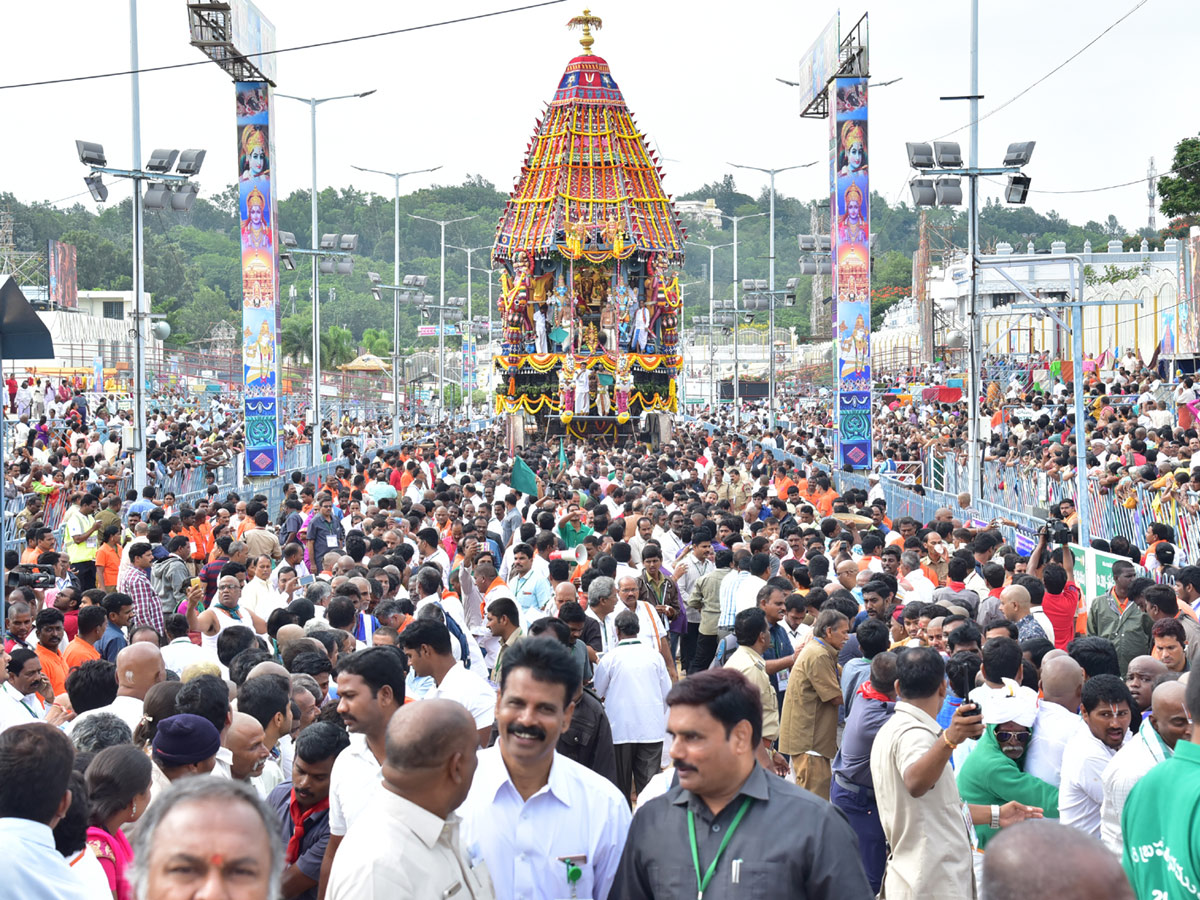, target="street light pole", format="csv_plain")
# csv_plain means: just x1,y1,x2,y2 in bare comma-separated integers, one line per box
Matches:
278,89,376,465
410,214,477,425
686,240,733,410
729,162,813,429
350,163,441,443
717,212,766,429
449,245,489,423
